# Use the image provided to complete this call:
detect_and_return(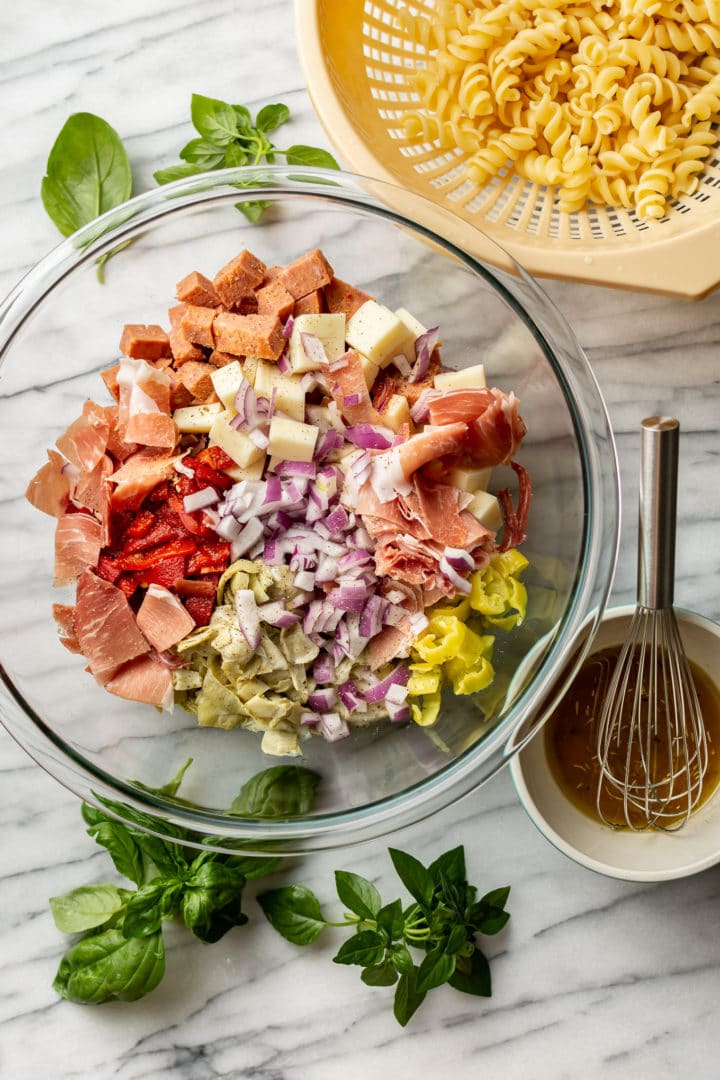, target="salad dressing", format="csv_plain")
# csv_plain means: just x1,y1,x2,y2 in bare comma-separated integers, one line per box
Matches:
544,645,720,828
